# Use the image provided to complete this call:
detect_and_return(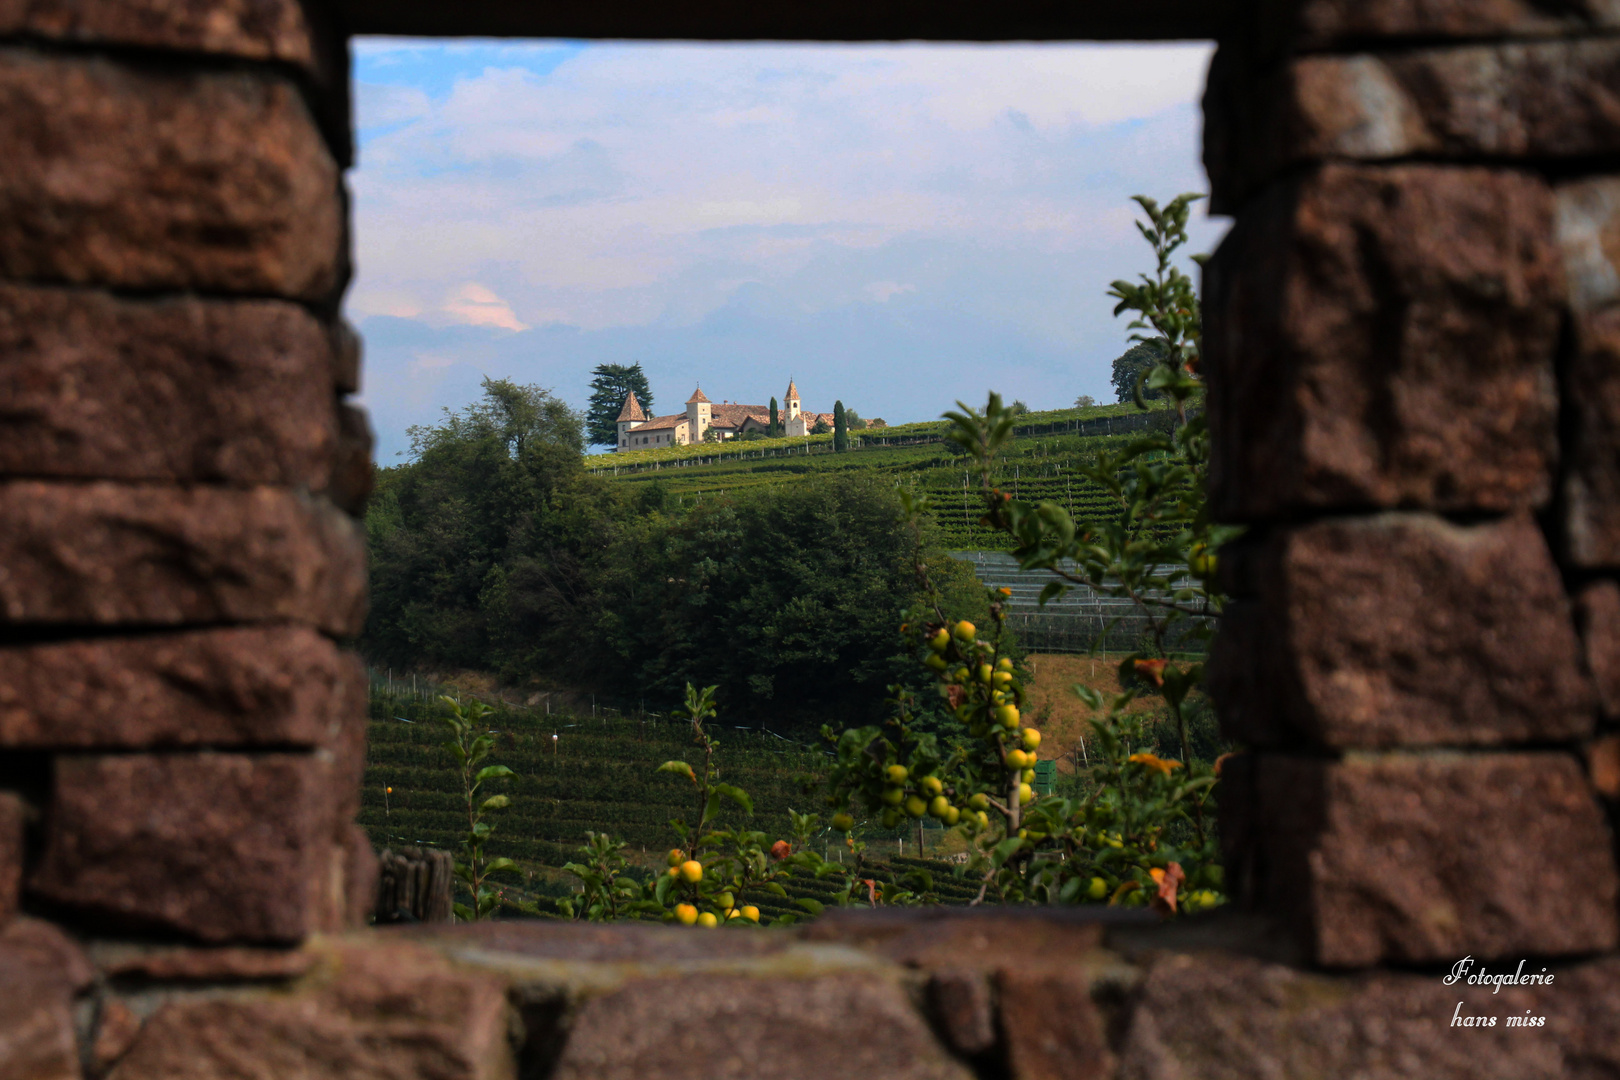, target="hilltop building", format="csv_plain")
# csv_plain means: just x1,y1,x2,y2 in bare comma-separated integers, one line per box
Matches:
615,380,835,450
